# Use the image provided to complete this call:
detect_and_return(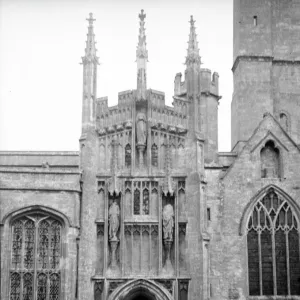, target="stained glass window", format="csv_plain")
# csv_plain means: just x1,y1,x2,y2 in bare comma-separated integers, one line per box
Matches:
10,214,62,300
247,188,300,296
